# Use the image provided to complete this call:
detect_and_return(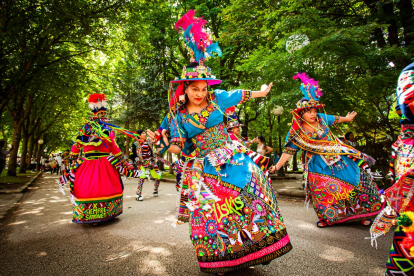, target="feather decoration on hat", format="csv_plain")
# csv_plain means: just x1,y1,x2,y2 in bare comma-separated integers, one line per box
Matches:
175,10,222,62
88,93,107,111
293,72,323,101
